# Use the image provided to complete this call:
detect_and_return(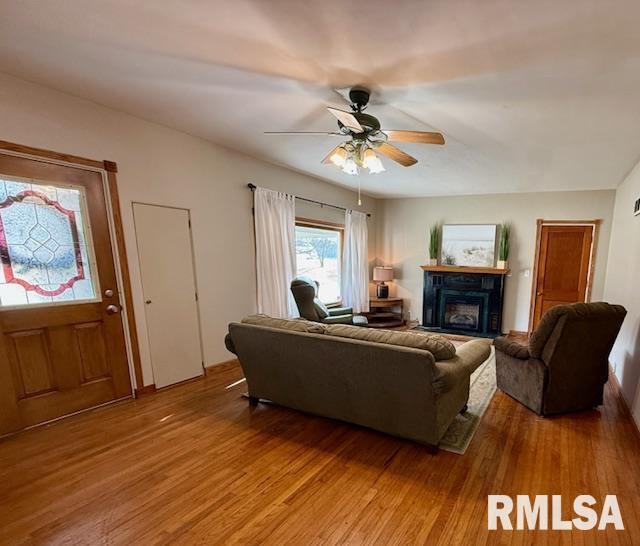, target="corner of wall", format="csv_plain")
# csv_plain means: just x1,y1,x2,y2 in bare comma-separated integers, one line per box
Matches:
603,156,640,429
